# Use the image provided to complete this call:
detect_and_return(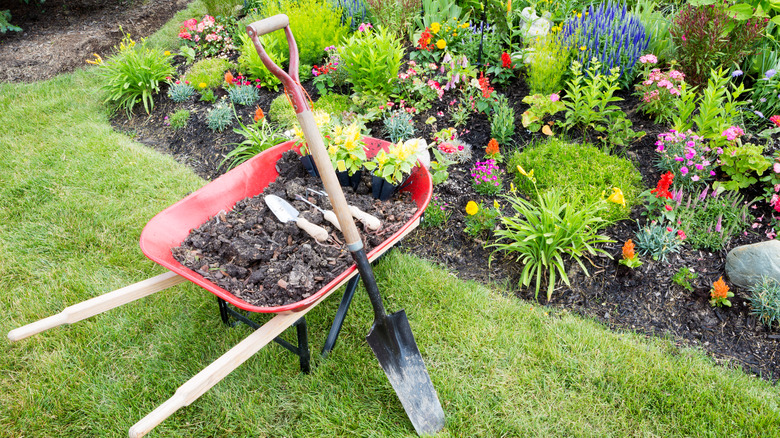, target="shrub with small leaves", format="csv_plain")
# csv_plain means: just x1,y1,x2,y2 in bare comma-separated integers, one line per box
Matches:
490,94,515,145
748,277,780,329
228,81,260,106
383,110,416,143
207,102,233,132
167,80,195,103
167,109,190,131
185,58,235,90
422,196,451,229
634,220,682,262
